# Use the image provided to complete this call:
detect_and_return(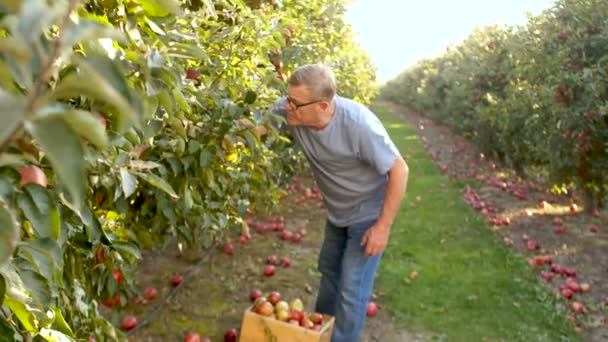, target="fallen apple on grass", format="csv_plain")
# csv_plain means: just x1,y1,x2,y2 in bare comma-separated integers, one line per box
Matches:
263,265,276,277
224,328,238,342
